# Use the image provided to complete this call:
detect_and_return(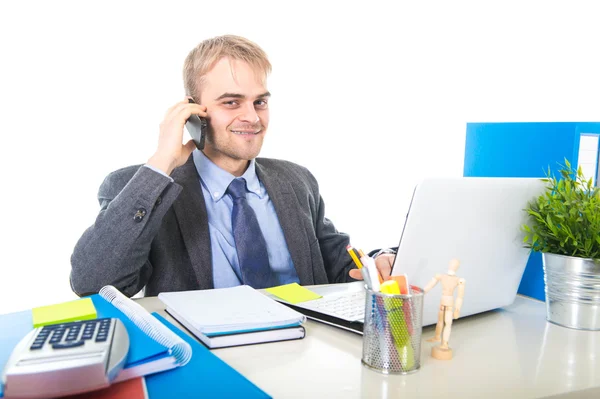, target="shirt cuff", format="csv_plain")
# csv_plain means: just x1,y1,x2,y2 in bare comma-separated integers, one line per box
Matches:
143,164,174,182
373,248,397,258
